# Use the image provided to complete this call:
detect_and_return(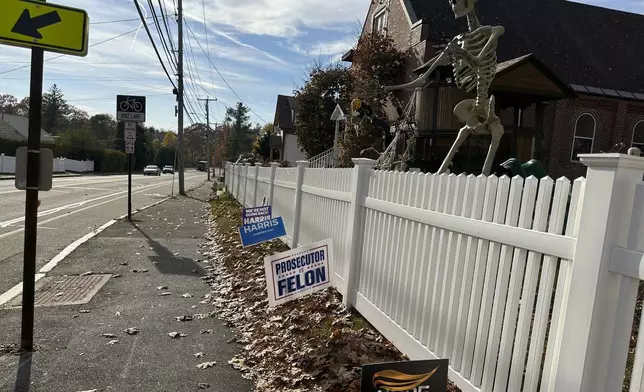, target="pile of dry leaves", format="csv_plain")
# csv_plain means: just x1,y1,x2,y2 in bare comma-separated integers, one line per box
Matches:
203,191,461,392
